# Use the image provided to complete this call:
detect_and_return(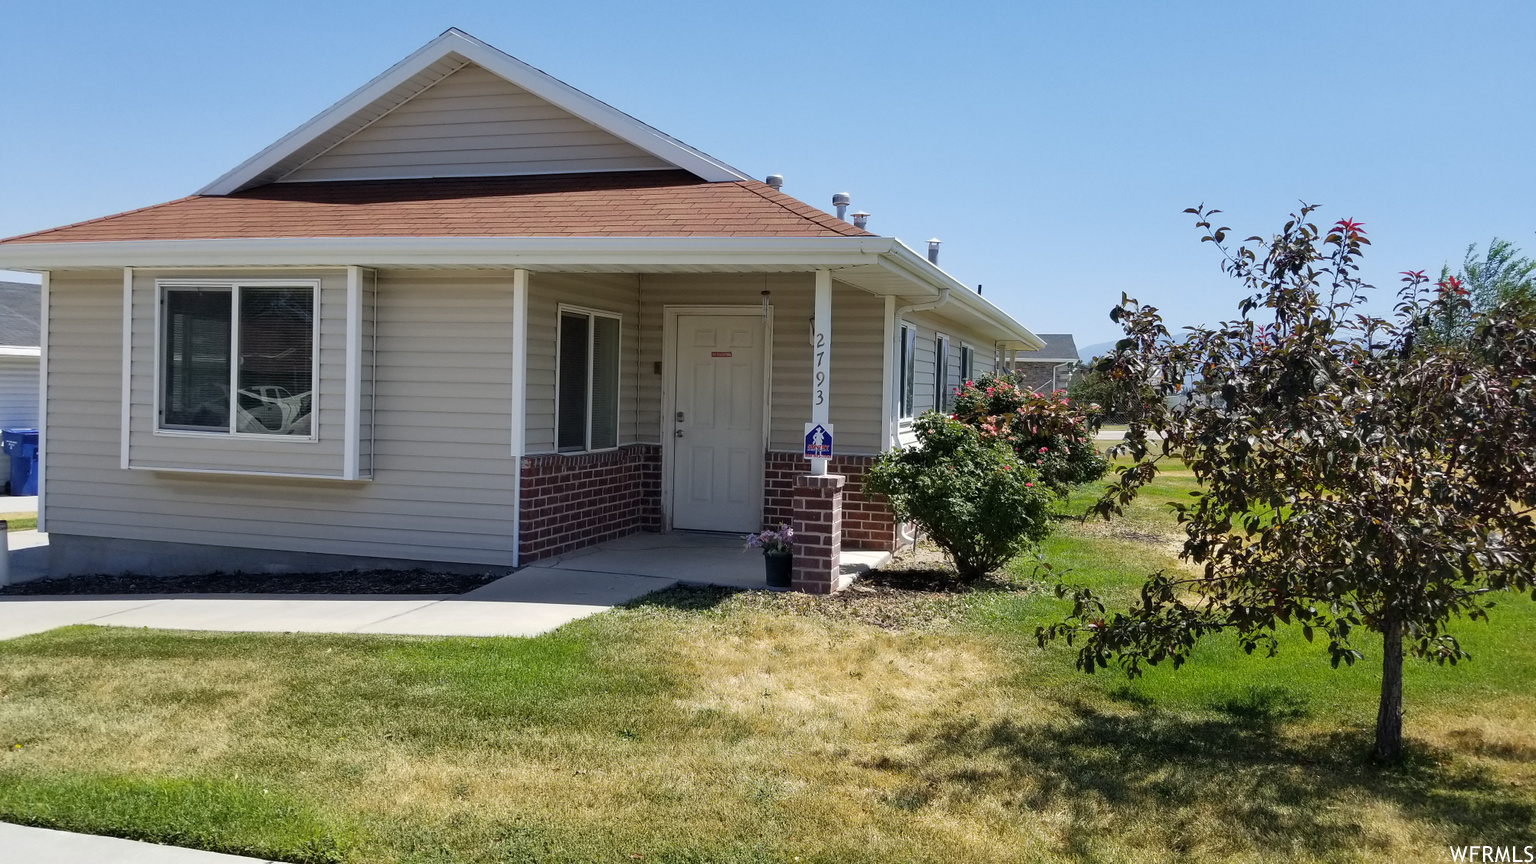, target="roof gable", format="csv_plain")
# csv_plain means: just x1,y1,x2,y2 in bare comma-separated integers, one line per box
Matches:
201,29,749,194
281,64,673,183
